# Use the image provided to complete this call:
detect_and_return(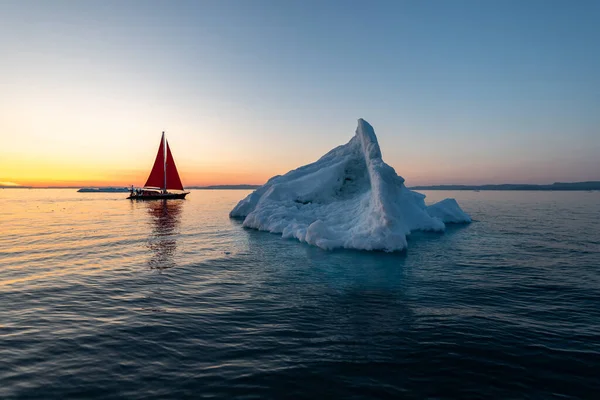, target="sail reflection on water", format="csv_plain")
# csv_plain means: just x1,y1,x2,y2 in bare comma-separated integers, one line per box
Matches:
146,200,183,269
